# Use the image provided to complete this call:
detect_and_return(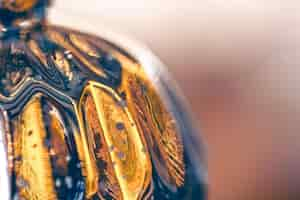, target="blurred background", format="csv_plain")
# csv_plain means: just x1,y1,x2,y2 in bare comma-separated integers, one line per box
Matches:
49,1,299,200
